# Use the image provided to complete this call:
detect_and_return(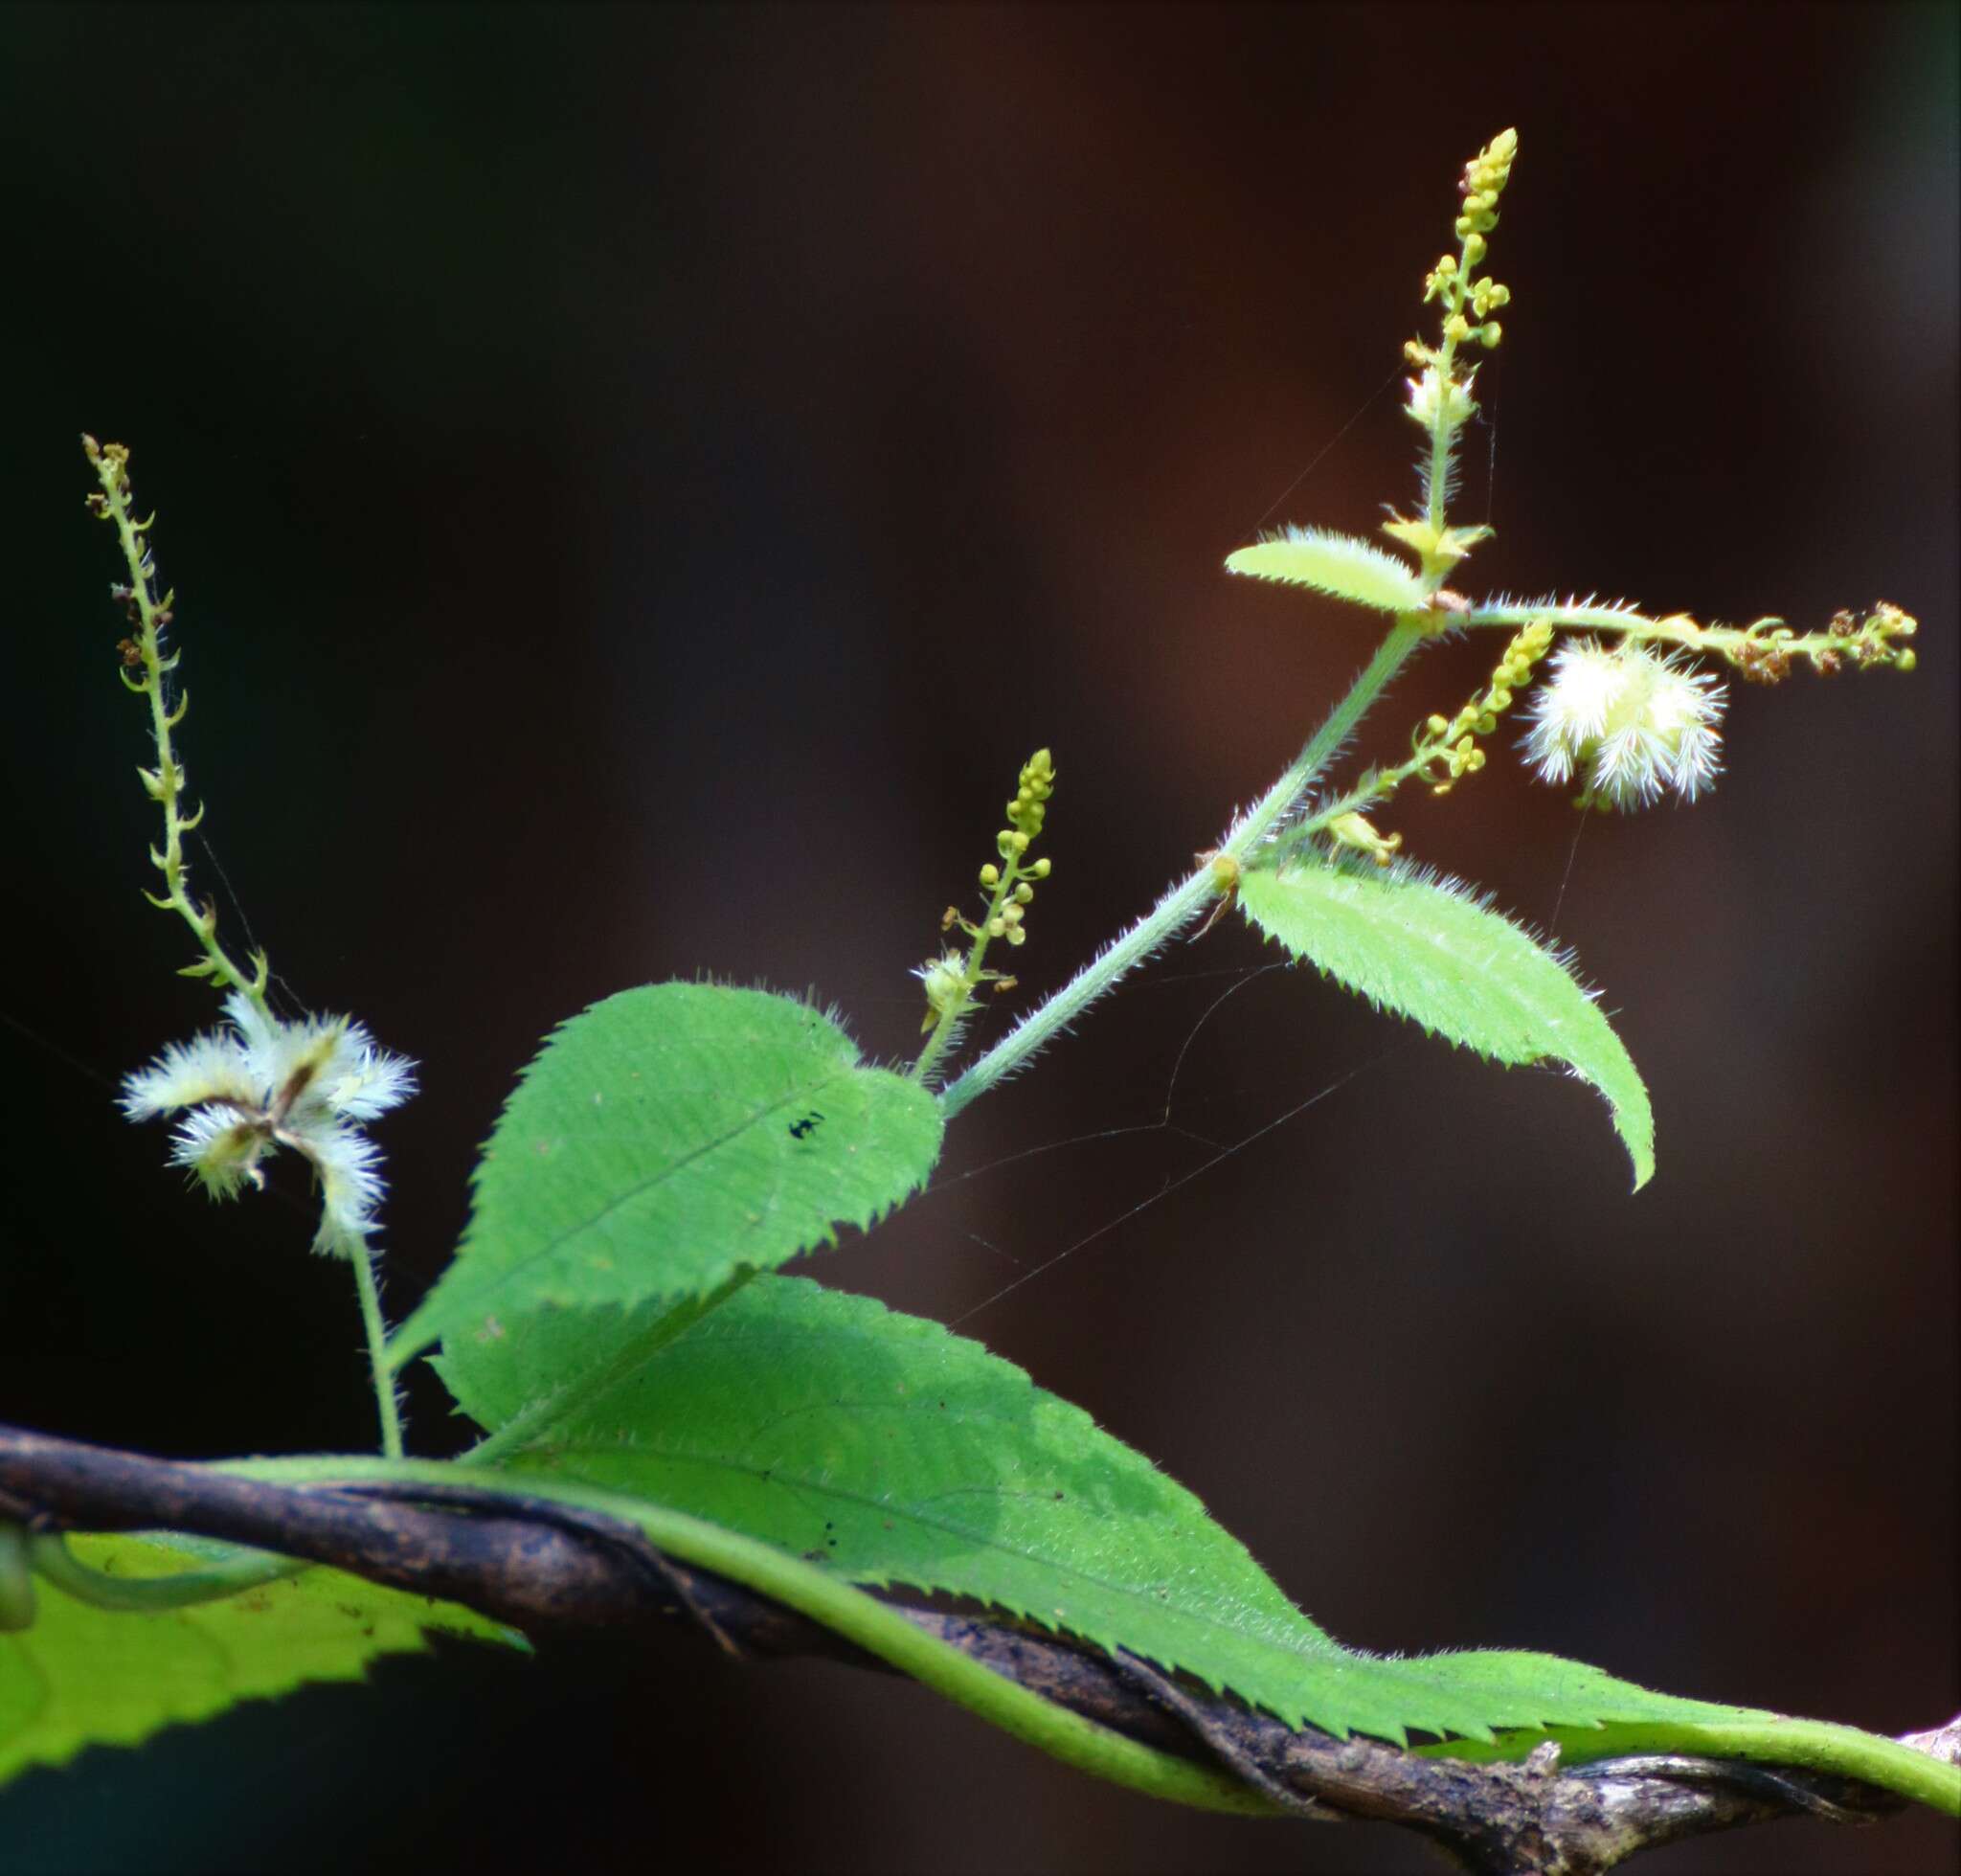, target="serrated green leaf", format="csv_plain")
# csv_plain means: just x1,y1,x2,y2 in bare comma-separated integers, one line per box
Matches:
450,1274,1769,1744
391,983,943,1366
1226,526,1429,613
0,1535,506,1787
1239,860,1654,1187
